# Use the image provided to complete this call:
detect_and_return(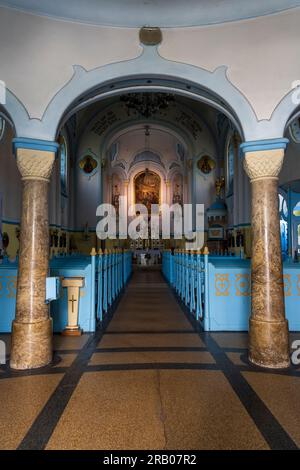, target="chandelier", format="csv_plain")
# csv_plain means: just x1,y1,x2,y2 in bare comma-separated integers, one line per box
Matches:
120,92,175,118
